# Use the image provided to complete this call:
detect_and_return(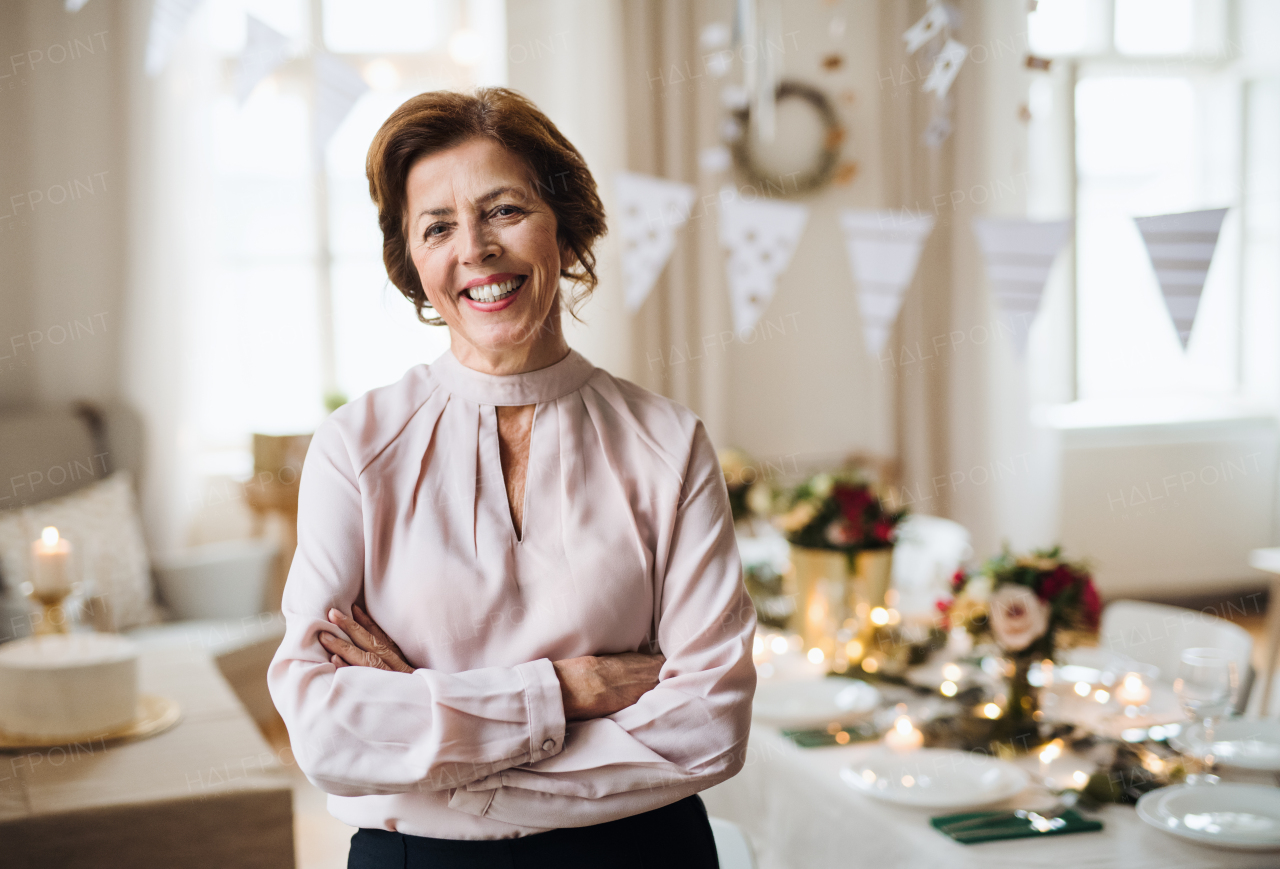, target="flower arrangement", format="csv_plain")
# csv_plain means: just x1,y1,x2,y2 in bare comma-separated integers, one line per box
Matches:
944,546,1101,657
774,471,907,553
